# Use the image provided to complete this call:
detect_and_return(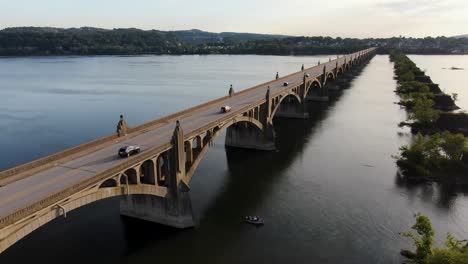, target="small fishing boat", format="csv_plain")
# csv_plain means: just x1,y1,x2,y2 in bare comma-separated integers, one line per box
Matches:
244,216,264,226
